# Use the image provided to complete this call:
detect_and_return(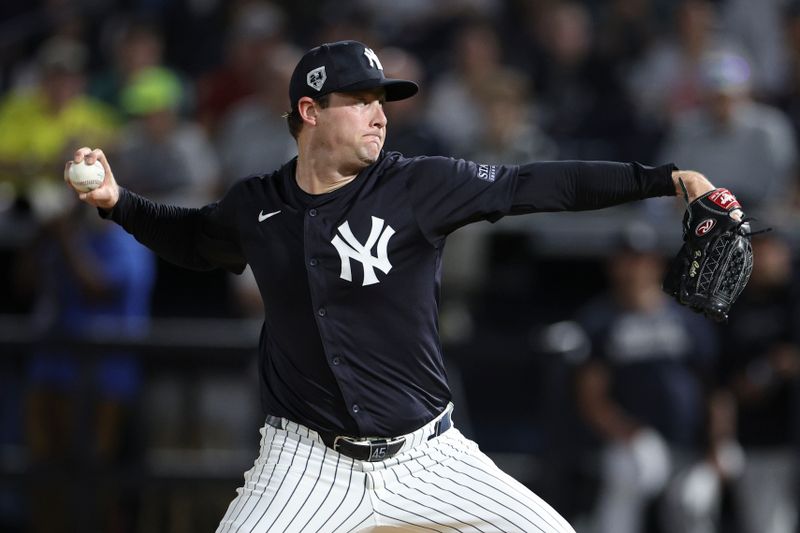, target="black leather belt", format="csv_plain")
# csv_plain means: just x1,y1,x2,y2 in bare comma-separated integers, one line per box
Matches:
265,408,453,462
329,435,407,462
